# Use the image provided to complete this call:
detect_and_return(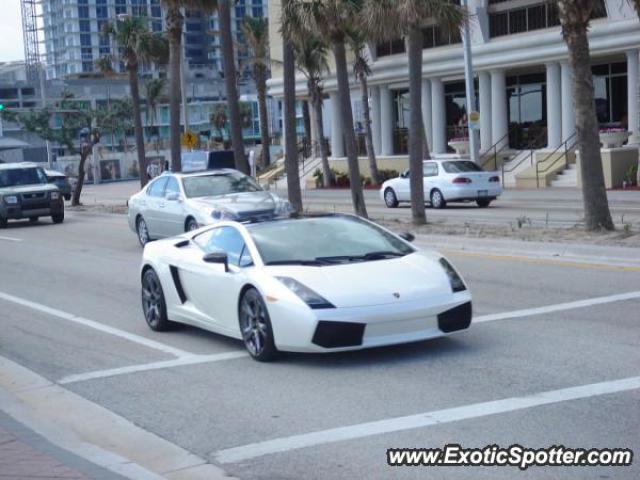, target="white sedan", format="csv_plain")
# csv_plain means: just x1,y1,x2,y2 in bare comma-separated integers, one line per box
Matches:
380,159,502,209
140,214,472,361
